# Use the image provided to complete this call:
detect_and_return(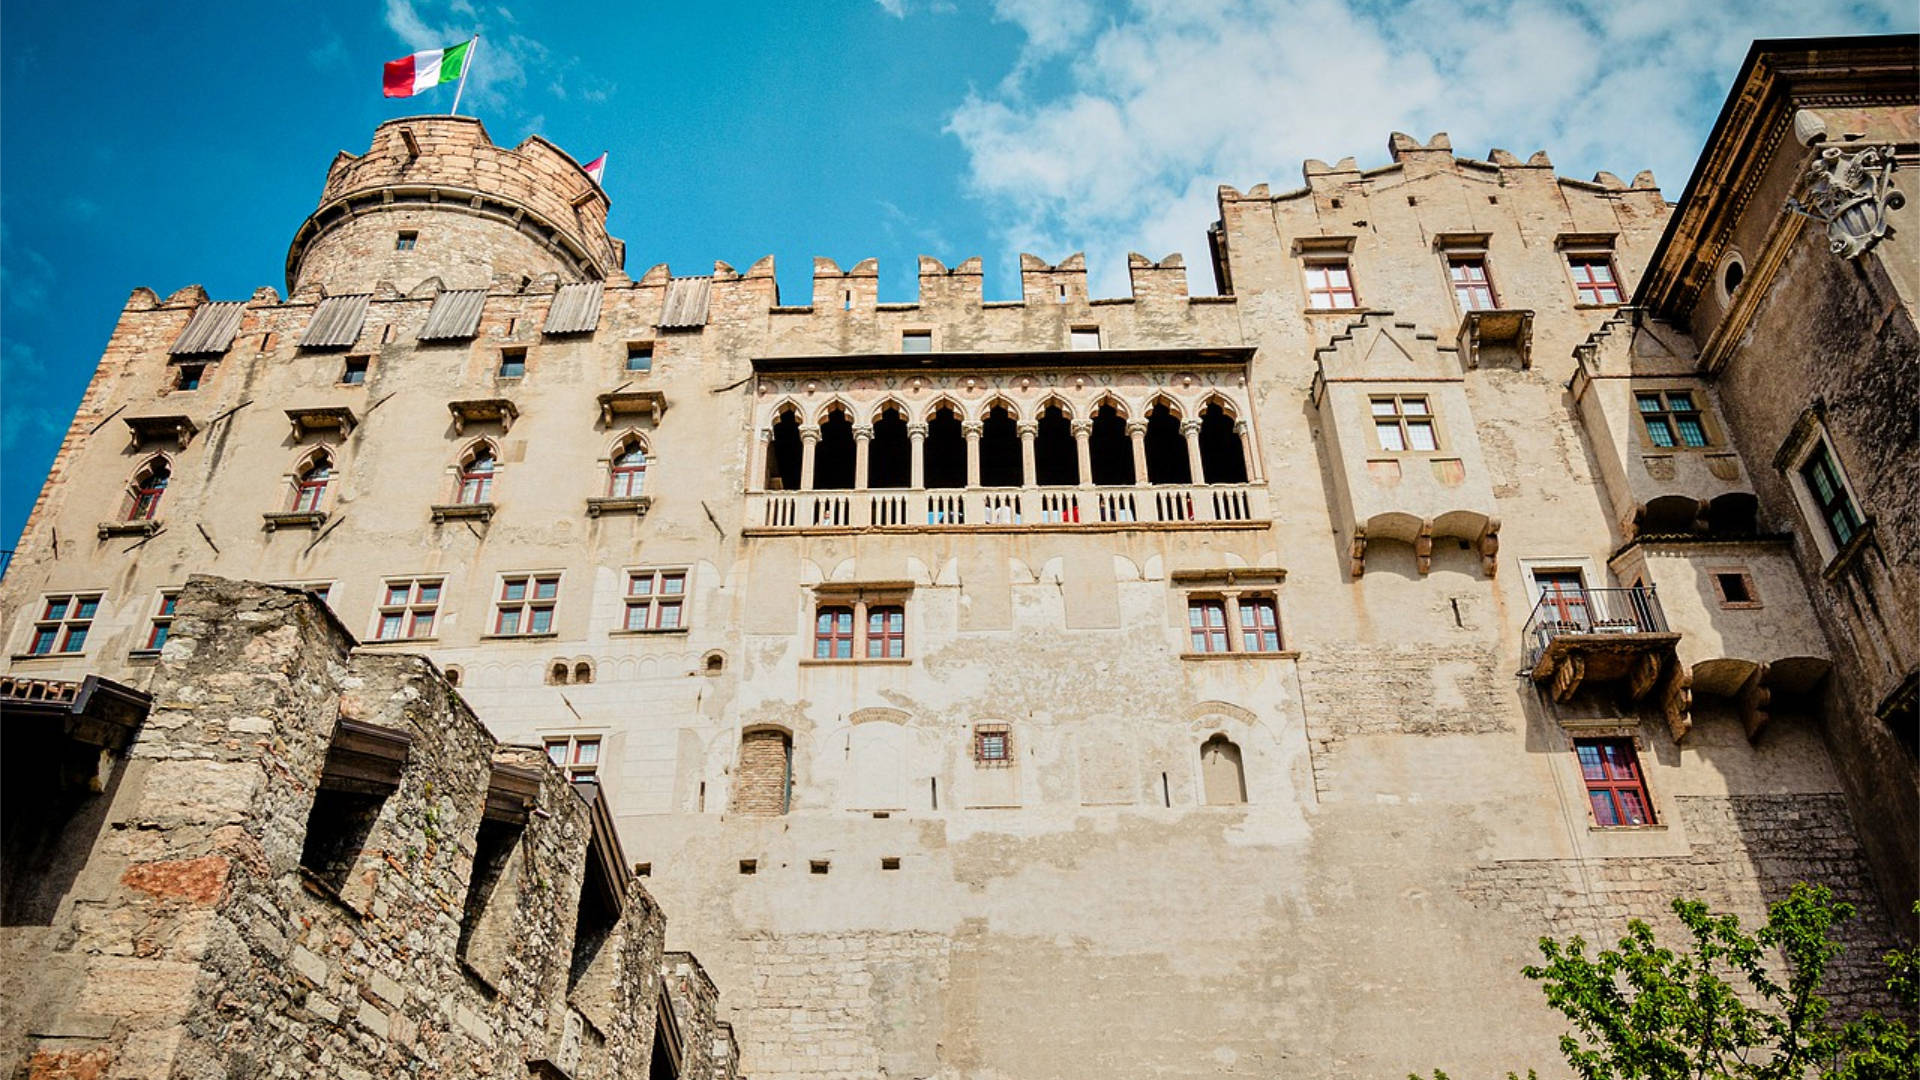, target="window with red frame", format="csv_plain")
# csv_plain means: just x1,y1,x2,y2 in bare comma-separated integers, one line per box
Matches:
1576,738,1654,826
866,605,905,658
1239,597,1281,652
1533,570,1590,627
623,568,685,630
1568,256,1623,305
1188,599,1229,652
457,448,495,504
608,443,647,497
494,574,558,635
1304,261,1357,309
1449,257,1497,311
375,579,441,641
814,606,854,659
29,594,101,655
293,455,332,512
128,458,170,520
141,591,179,652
